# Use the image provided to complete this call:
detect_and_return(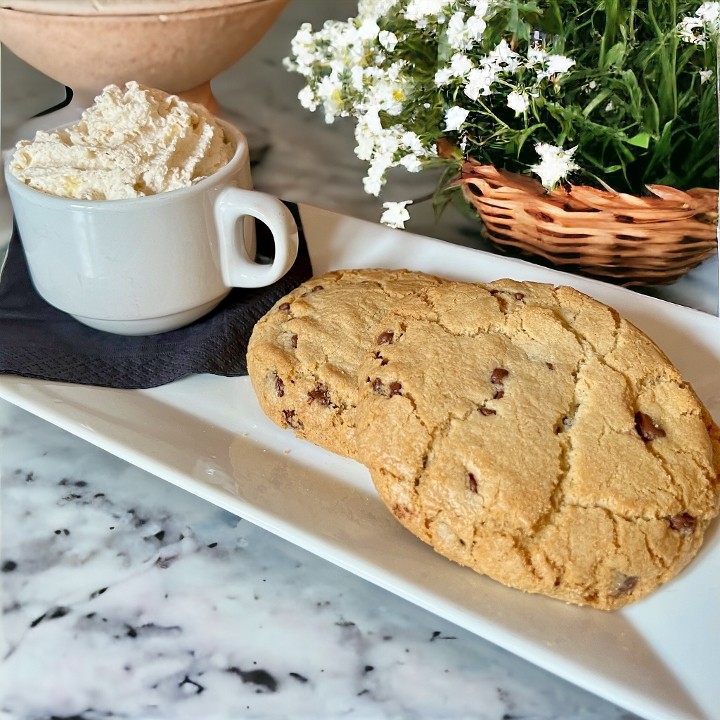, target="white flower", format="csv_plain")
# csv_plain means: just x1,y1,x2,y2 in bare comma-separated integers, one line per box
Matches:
380,200,413,229
444,105,470,132
545,54,575,76
489,39,521,72
405,0,454,25
446,10,487,50
679,2,720,44
535,53,575,81
527,46,547,66
353,113,433,195
679,16,705,43
378,30,399,50
697,1,720,26
701,68,714,83
435,52,474,86
364,161,388,195
297,85,318,112
316,76,345,122
399,153,423,172
435,67,453,85
401,130,427,155
358,0,399,21
350,65,365,92
360,61,409,115
529,143,579,189
507,91,529,115
463,65,495,100
358,18,381,40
